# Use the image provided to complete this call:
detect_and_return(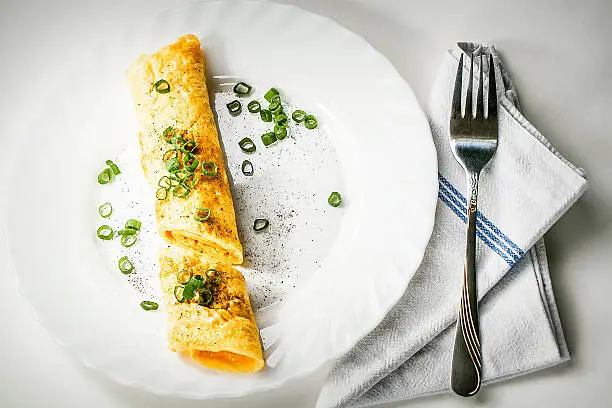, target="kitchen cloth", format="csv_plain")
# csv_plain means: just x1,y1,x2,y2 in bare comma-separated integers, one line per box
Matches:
317,43,588,407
